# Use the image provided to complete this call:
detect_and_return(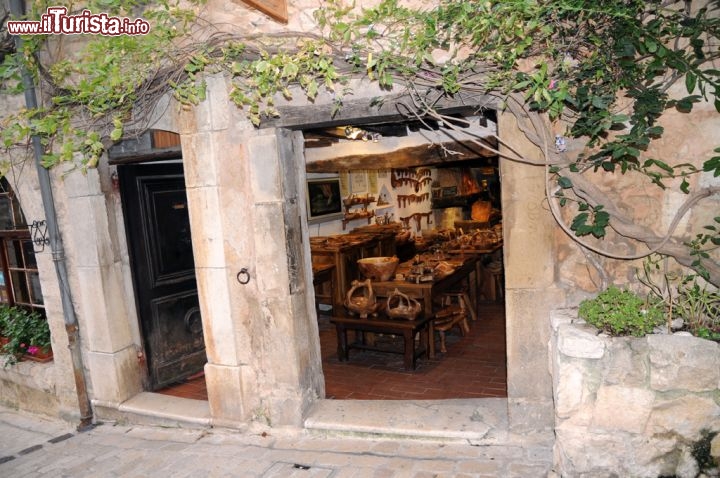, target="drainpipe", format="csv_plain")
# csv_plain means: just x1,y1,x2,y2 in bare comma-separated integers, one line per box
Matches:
9,0,93,431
